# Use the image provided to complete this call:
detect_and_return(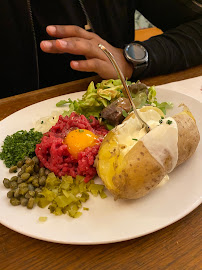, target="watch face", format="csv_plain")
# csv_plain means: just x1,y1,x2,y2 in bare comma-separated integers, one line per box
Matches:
125,43,148,64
